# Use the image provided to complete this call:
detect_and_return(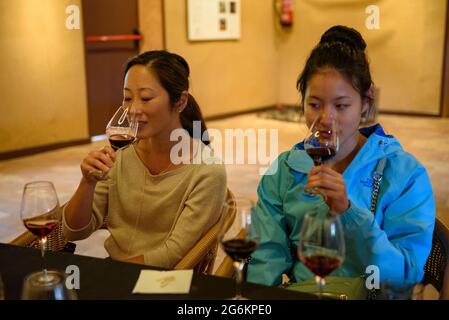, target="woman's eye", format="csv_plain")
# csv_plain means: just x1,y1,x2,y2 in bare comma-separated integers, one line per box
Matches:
141,97,152,102
308,103,319,109
123,97,132,102
336,104,349,109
